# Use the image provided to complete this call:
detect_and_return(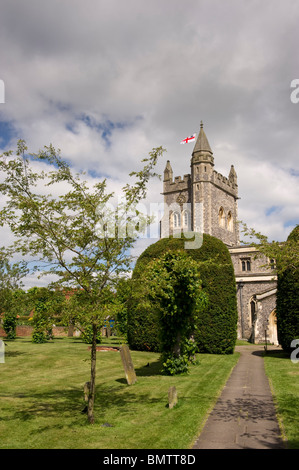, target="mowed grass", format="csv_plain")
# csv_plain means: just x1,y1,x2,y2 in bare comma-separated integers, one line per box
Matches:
0,336,239,449
264,348,299,449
